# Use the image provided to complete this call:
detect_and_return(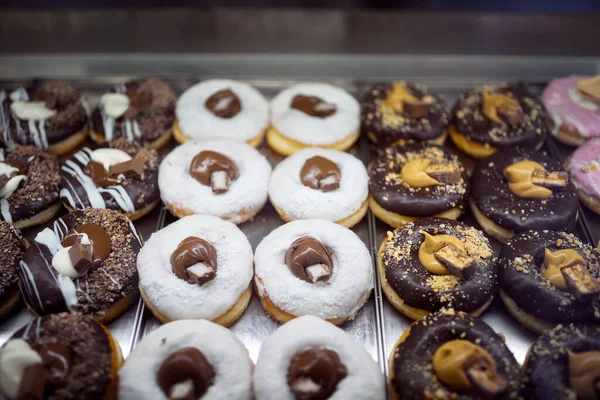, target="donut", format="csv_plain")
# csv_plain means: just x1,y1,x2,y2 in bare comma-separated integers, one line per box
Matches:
267,83,360,156
378,217,497,320
566,138,600,215
253,315,385,400
137,215,253,326
0,313,122,400
18,208,142,324
498,230,600,333
90,79,176,149
368,142,468,228
59,138,160,221
361,82,450,146
541,75,600,146
254,219,373,324
0,145,61,230
0,81,89,156
0,221,25,318
268,148,369,228
449,83,548,159
390,310,524,400
470,147,578,243
158,139,271,224
174,79,268,147
524,323,600,400
119,320,253,400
